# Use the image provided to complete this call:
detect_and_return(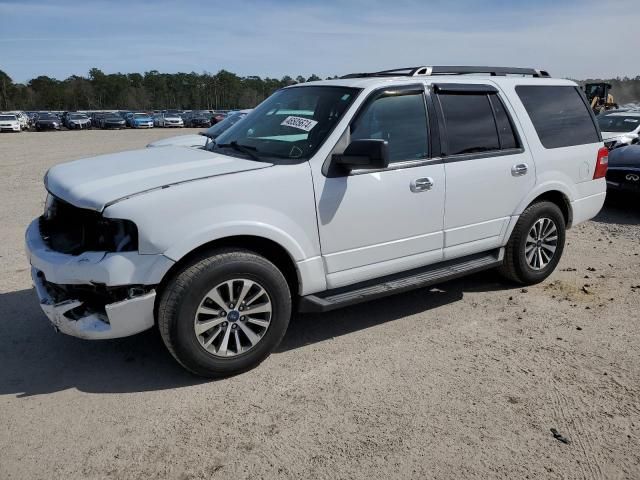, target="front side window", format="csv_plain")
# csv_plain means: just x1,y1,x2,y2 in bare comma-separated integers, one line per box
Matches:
516,85,599,148
350,91,428,163
212,86,359,163
438,93,500,155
